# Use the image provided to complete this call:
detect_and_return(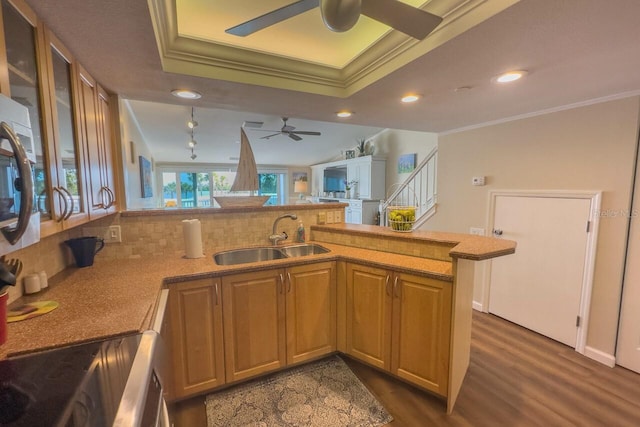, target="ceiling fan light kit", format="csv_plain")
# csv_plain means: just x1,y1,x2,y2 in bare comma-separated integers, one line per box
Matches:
226,0,443,40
